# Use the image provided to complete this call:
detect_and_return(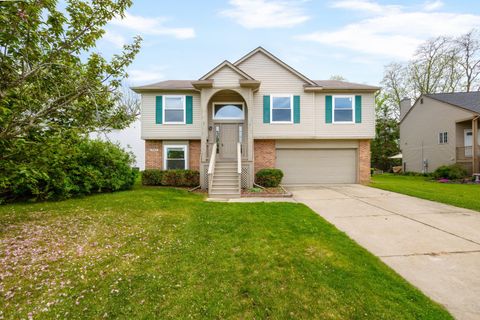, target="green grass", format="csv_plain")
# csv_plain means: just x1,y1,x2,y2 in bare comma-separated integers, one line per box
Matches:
0,187,452,319
371,174,480,212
